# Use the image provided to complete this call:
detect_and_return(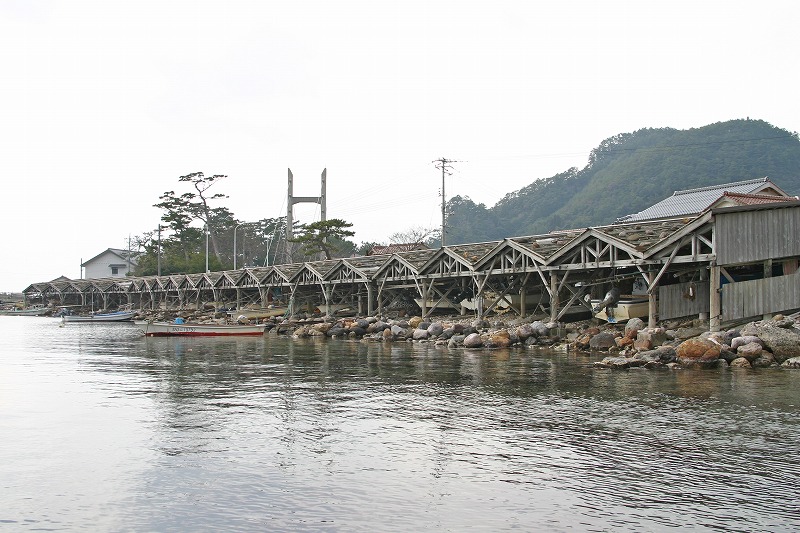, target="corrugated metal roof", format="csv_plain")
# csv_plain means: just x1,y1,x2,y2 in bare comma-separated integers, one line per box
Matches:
617,177,780,223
